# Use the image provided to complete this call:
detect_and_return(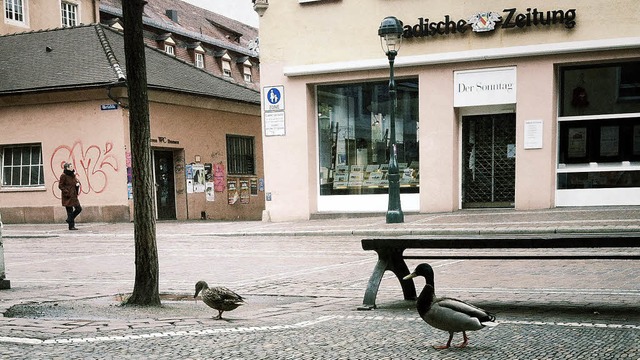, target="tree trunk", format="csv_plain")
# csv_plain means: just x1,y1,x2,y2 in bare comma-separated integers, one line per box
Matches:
121,0,161,306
